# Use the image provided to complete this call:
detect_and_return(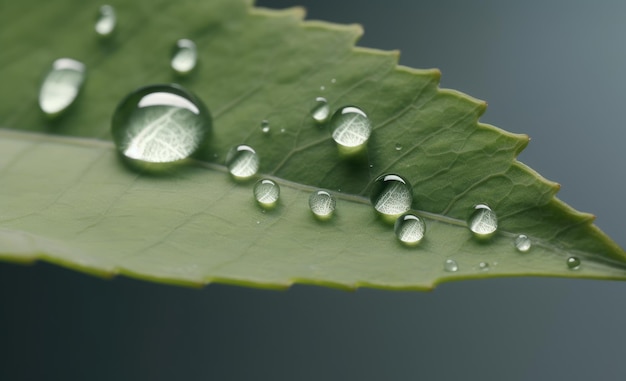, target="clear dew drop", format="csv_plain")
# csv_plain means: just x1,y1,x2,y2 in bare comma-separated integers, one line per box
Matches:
309,190,336,220
261,120,270,134
444,259,458,272
171,38,198,75
311,97,330,123
254,179,280,209
39,58,86,117
370,174,413,220
567,256,581,270
394,213,425,246
514,234,531,252
468,203,498,239
330,106,372,153
111,84,211,165
226,144,260,180
395,143,403,151
95,4,116,37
